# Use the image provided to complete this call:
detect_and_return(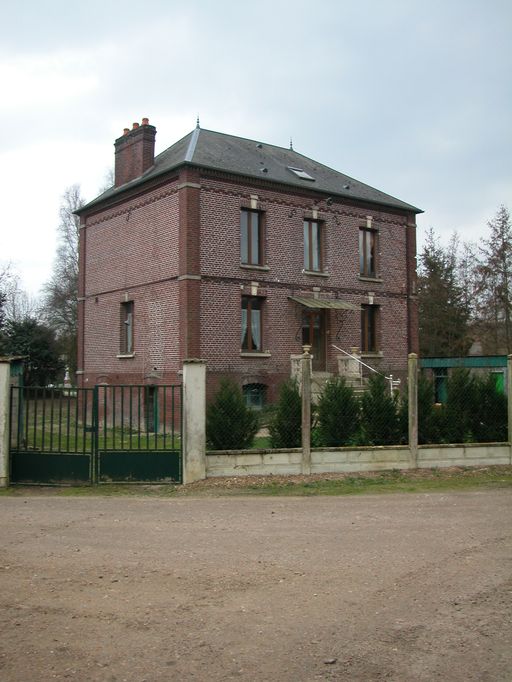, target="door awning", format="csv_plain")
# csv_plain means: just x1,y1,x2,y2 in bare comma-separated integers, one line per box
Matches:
288,296,361,311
